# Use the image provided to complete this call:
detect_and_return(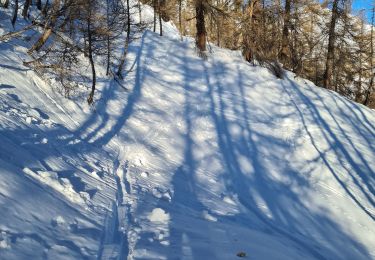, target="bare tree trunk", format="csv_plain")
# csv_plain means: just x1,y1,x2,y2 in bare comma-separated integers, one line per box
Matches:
138,0,142,23
29,28,53,53
36,0,42,10
195,0,206,52
364,7,374,106
158,0,162,36
215,0,220,48
117,0,131,78
323,0,339,89
275,0,281,54
0,23,35,41
29,0,60,53
178,0,182,40
279,0,291,66
356,17,364,102
242,0,257,62
106,38,111,77
11,0,19,27
42,0,49,16
87,4,96,105
106,0,110,76
314,56,318,85
216,19,220,47
153,0,156,32
22,0,32,18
